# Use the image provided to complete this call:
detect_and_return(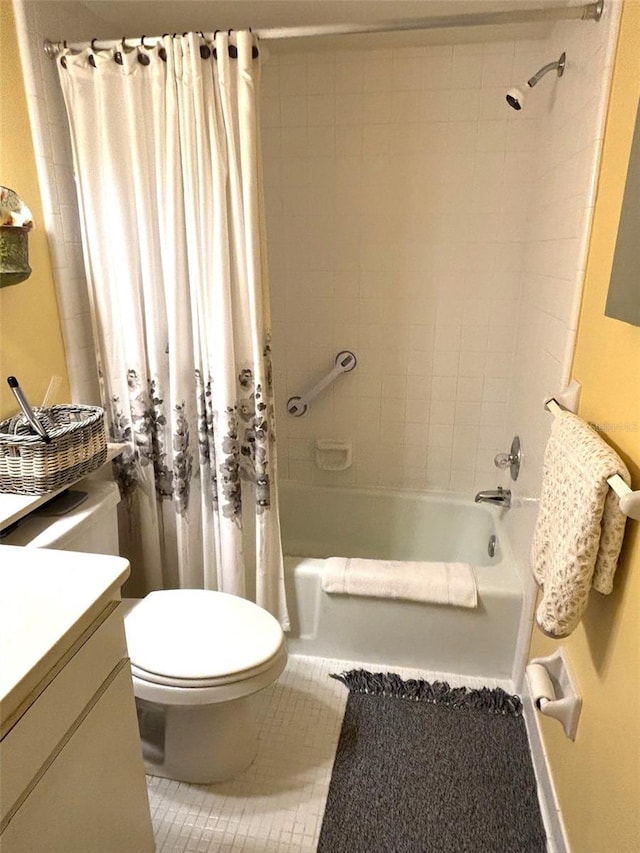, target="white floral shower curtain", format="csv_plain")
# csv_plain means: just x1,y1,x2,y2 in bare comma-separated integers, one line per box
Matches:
56,31,288,627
